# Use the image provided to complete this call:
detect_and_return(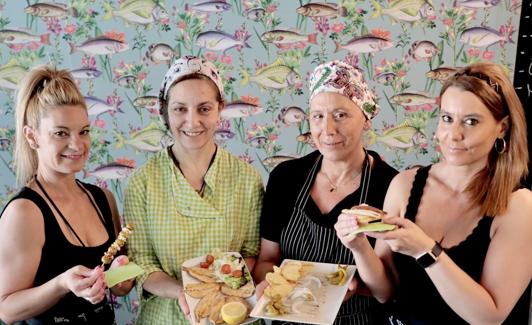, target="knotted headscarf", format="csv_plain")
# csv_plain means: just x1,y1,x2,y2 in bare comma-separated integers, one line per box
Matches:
308,60,379,120
159,55,224,105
